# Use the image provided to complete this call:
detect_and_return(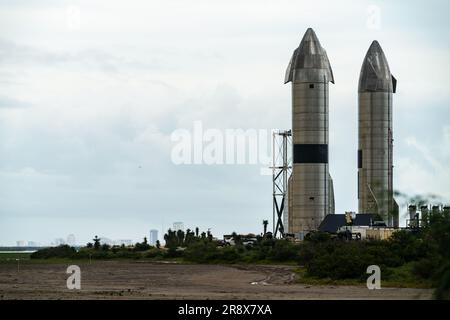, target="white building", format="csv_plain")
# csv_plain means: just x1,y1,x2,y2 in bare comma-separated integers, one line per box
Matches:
16,240,27,247
149,229,158,246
